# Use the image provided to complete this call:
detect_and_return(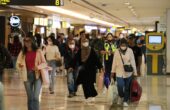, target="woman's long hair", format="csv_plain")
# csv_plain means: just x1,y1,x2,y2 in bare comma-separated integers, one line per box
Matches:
22,36,38,55
48,35,57,45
